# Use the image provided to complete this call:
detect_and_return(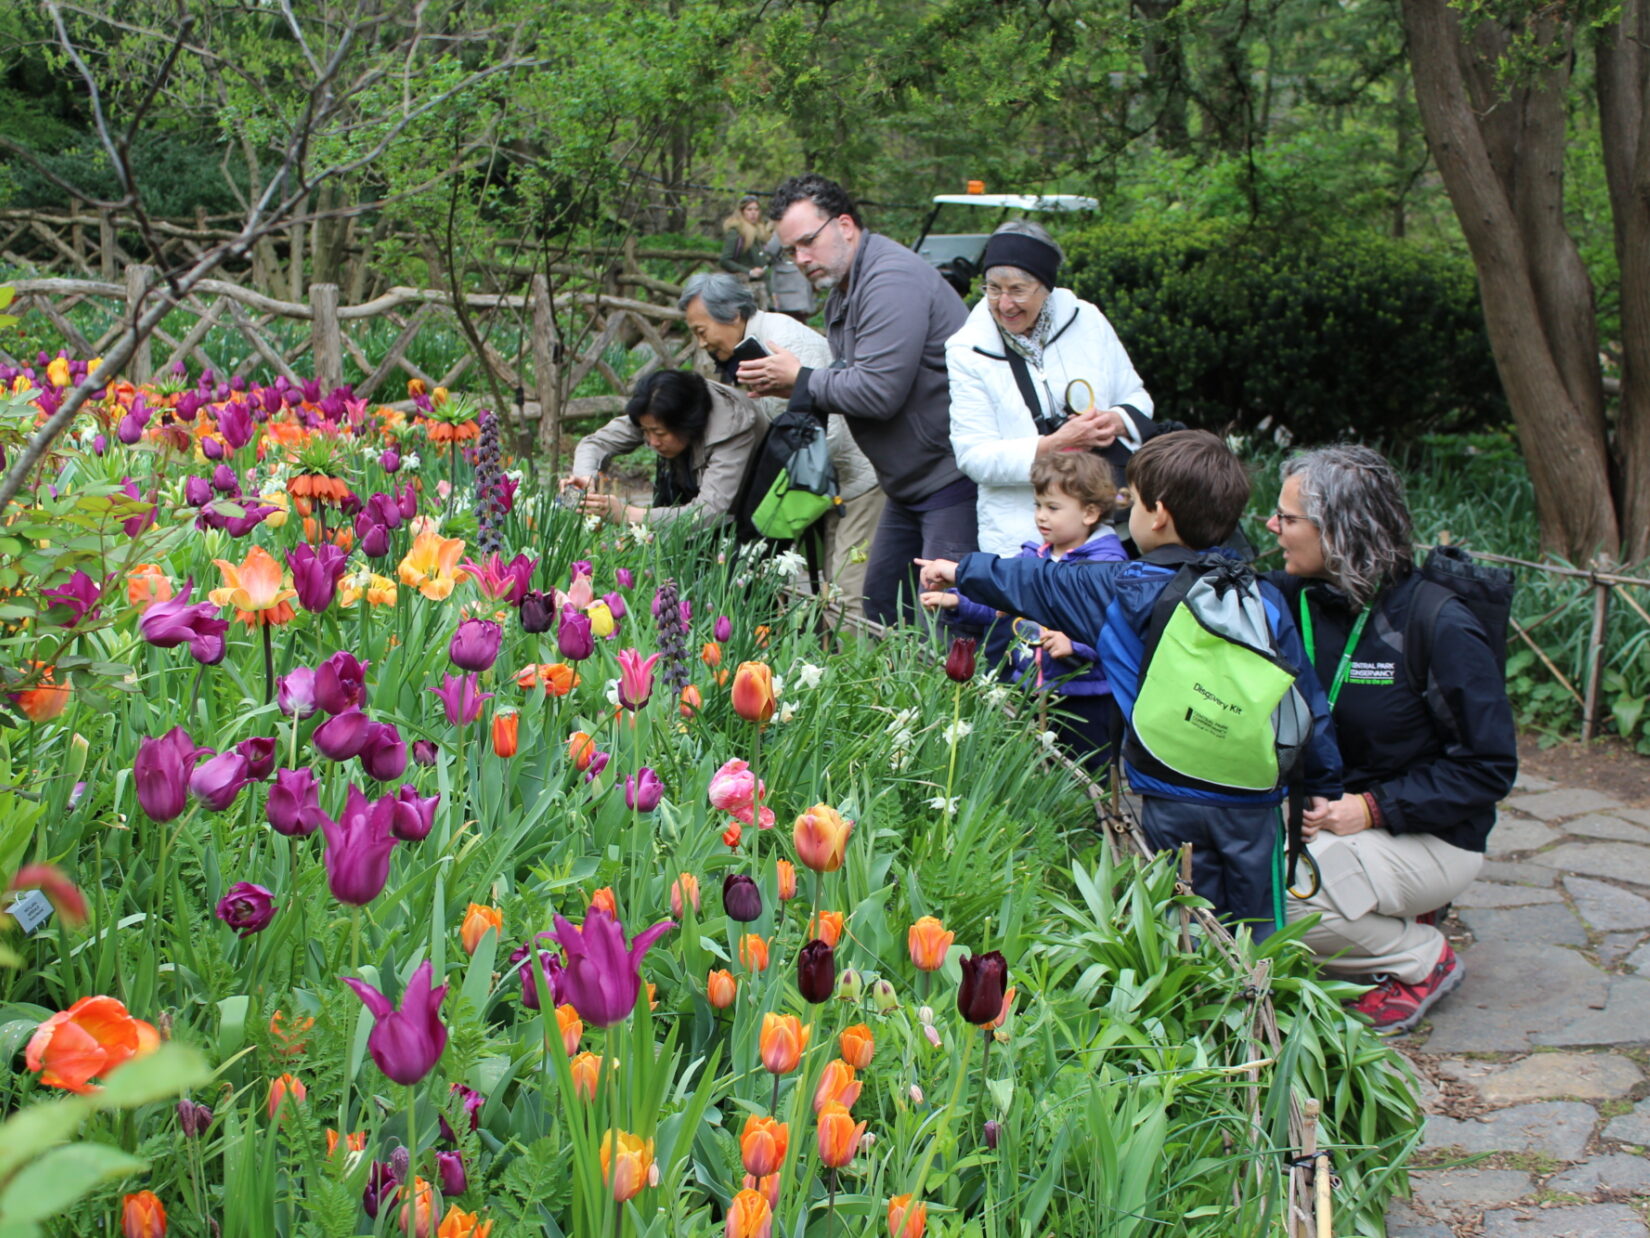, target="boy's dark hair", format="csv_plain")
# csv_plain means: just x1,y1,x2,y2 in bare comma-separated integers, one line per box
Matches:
1127,430,1250,549
1030,450,1112,519
625,369,713,439
769,174,864,228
